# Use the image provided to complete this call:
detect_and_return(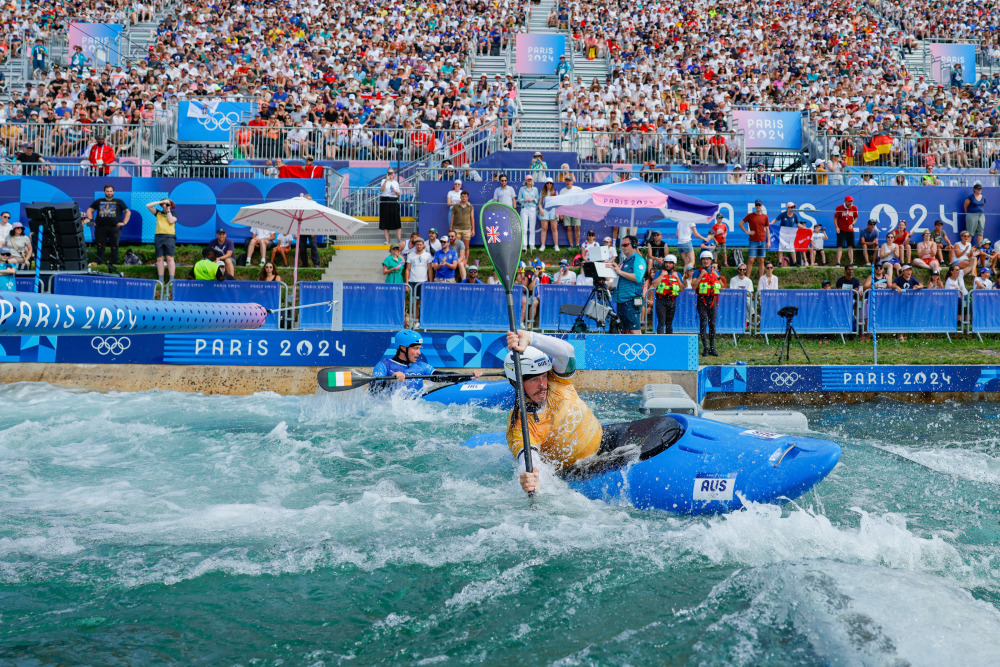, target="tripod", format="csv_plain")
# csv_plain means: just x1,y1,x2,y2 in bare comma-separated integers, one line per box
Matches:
572,280,626,333
776,309,811,364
